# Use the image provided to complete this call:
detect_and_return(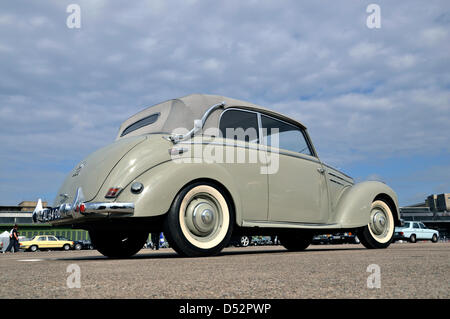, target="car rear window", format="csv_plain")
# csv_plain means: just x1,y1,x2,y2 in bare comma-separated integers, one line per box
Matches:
121,113,160,137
